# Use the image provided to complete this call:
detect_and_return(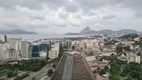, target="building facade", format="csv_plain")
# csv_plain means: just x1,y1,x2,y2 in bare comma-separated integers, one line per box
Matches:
48,43,60,59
